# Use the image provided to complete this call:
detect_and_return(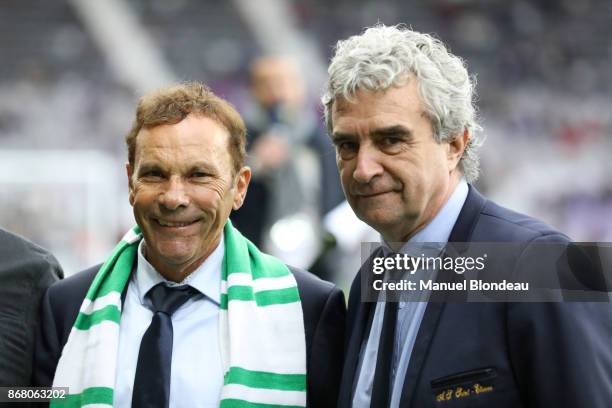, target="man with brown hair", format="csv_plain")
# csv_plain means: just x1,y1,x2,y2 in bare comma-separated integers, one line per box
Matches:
33,82,345,407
